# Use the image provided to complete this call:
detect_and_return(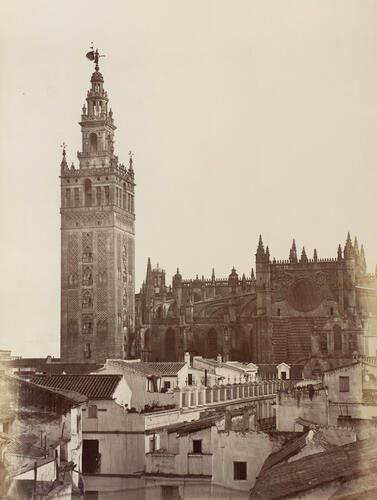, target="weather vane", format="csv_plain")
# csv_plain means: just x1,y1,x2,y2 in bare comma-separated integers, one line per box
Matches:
86,43,105,70
128,150,134,168
61,142,67,154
